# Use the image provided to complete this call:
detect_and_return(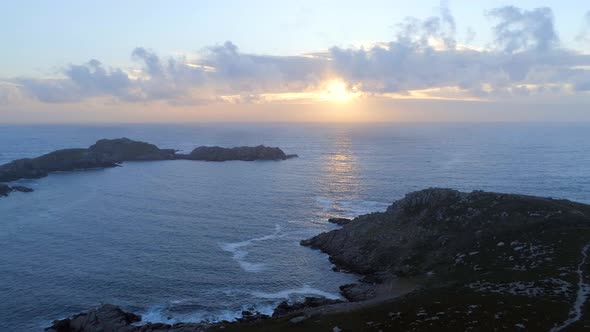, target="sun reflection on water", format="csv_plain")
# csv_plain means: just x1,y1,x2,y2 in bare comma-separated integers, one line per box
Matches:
317,130,364,218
